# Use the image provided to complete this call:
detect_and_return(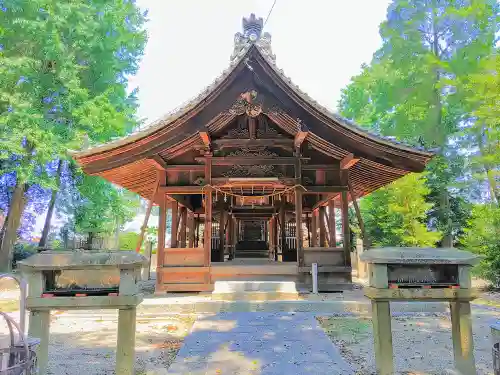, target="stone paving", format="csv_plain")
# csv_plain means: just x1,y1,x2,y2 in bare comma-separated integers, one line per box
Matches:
167,312,354,375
